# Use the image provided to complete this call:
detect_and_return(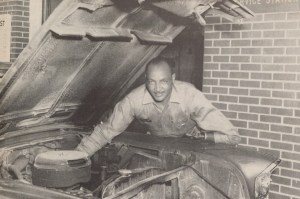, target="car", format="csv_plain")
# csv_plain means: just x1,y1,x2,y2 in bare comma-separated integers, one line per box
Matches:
0,0,280,198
